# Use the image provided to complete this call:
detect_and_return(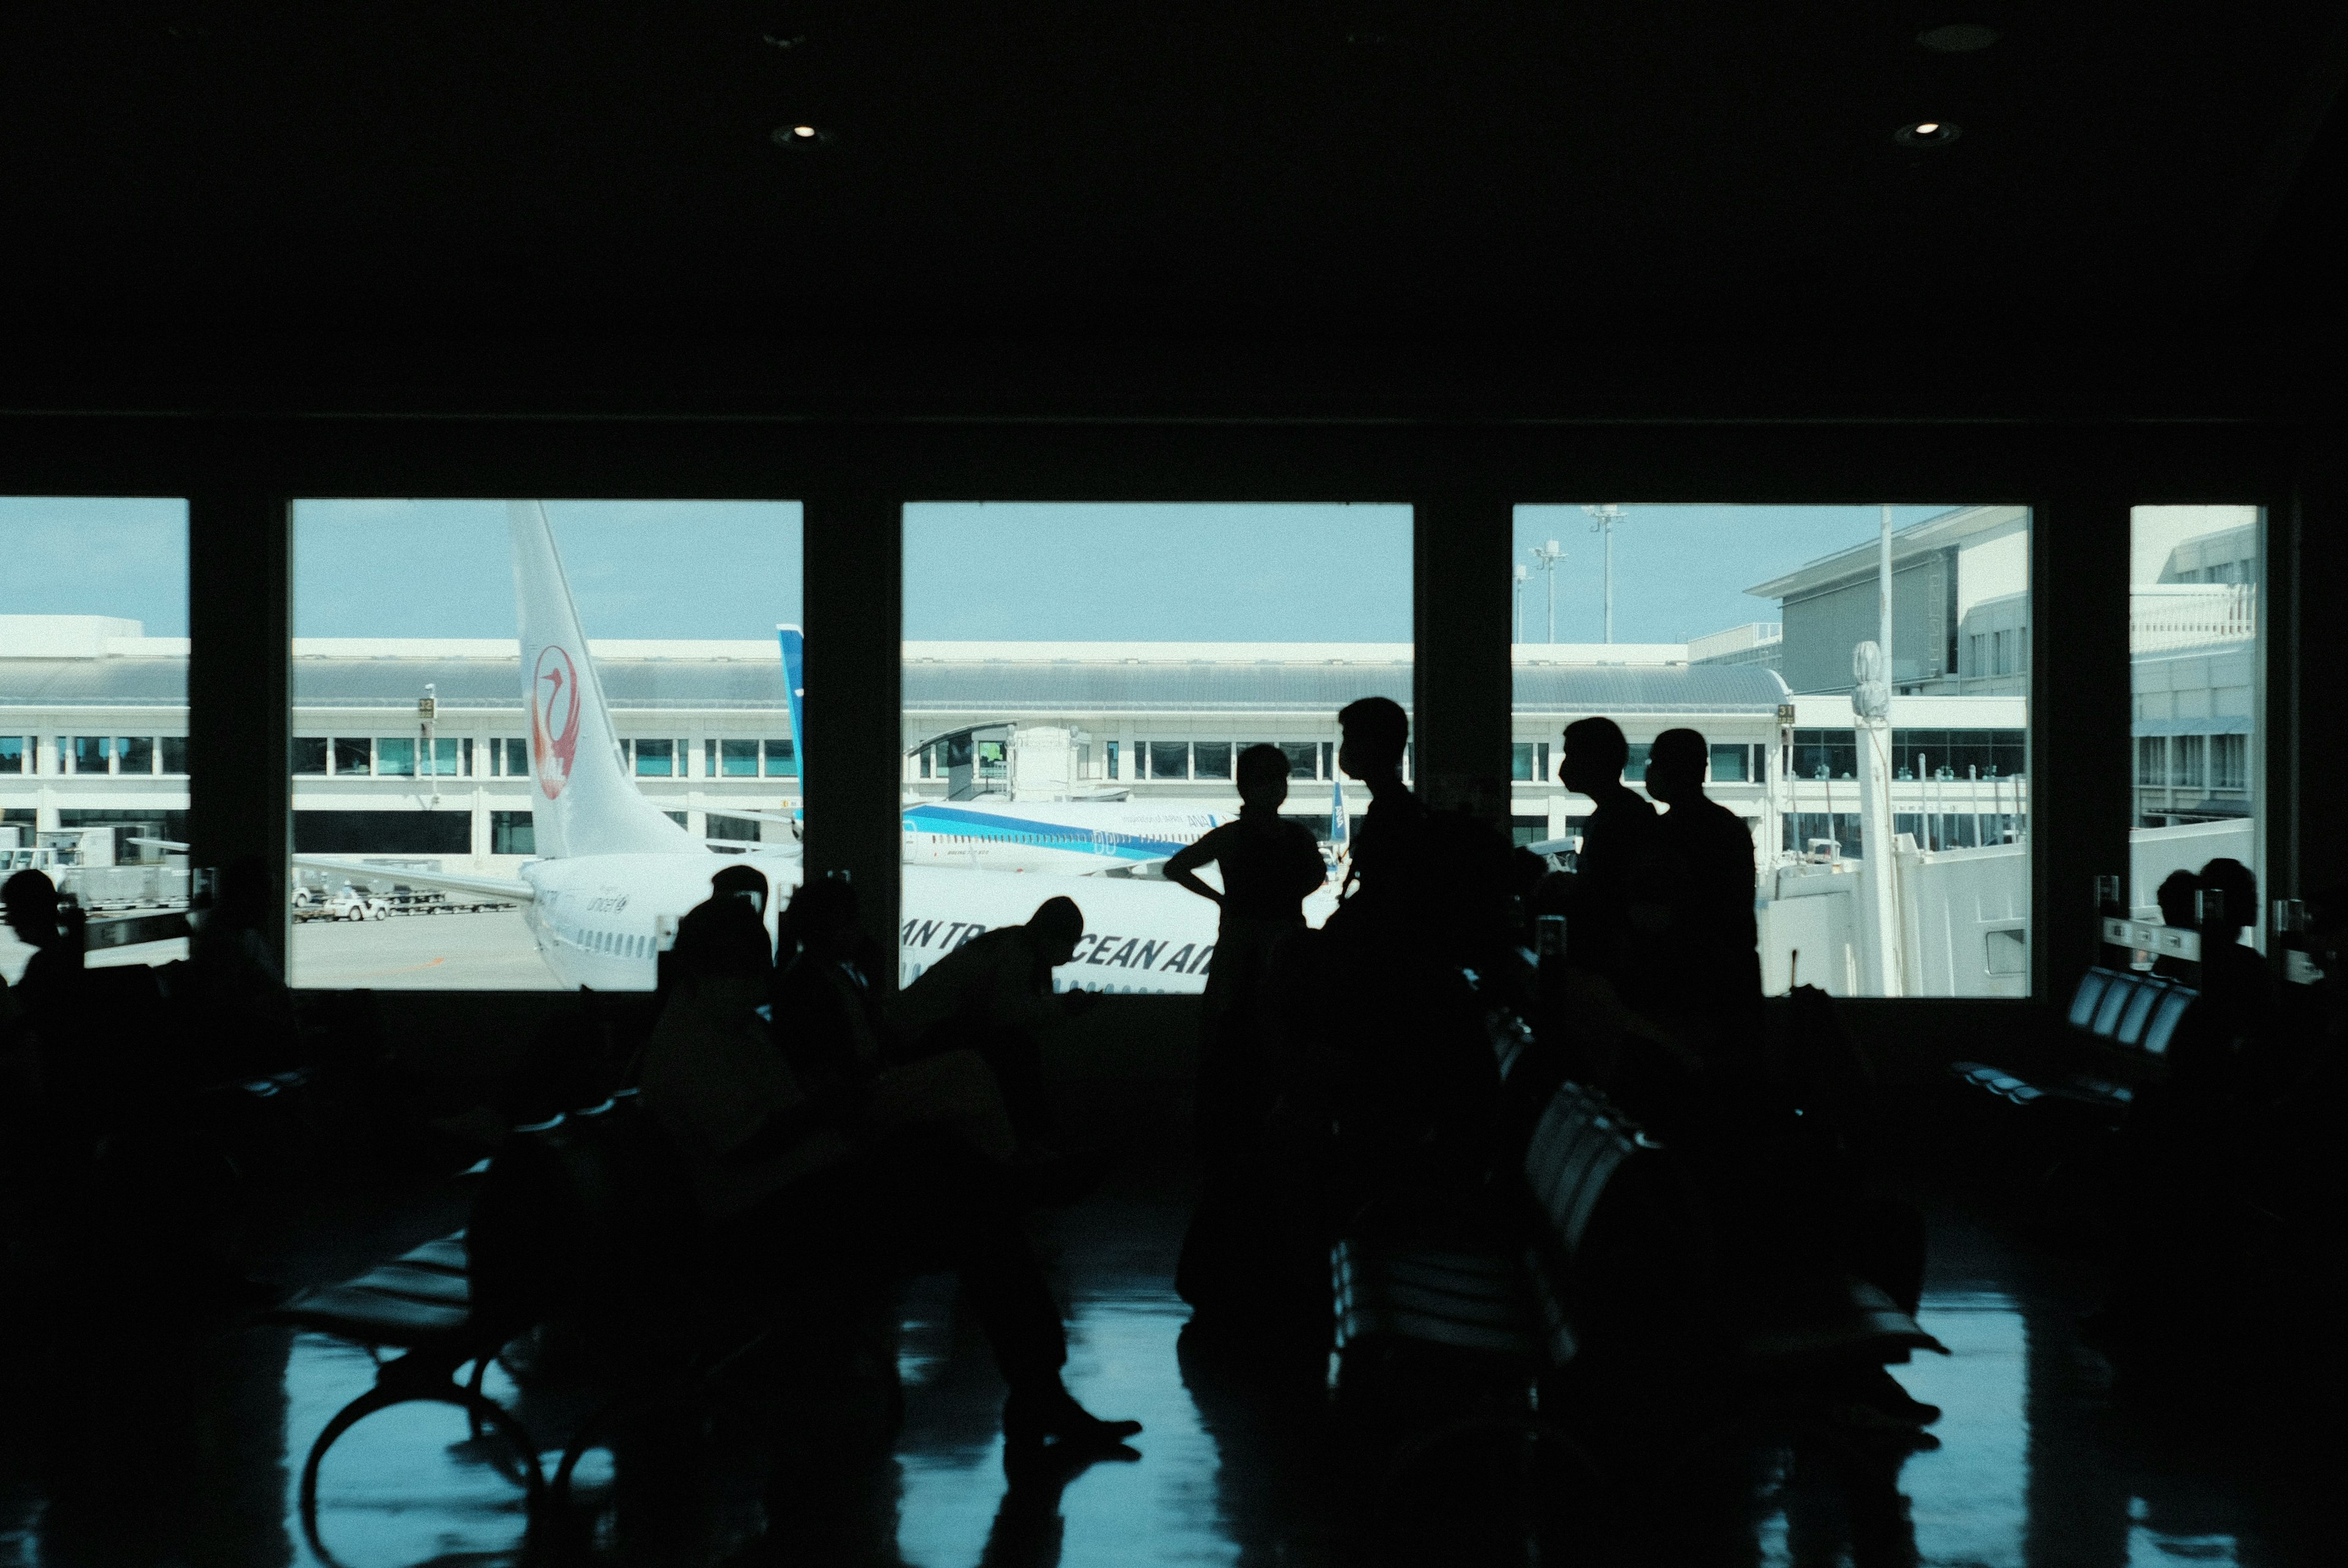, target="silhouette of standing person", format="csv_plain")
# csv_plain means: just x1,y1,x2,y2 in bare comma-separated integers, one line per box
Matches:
1326,696,1425,937
1165,743,1326,1072
1165,745,1326,1328
1644,727,1762,1028
1557,717,1660,995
